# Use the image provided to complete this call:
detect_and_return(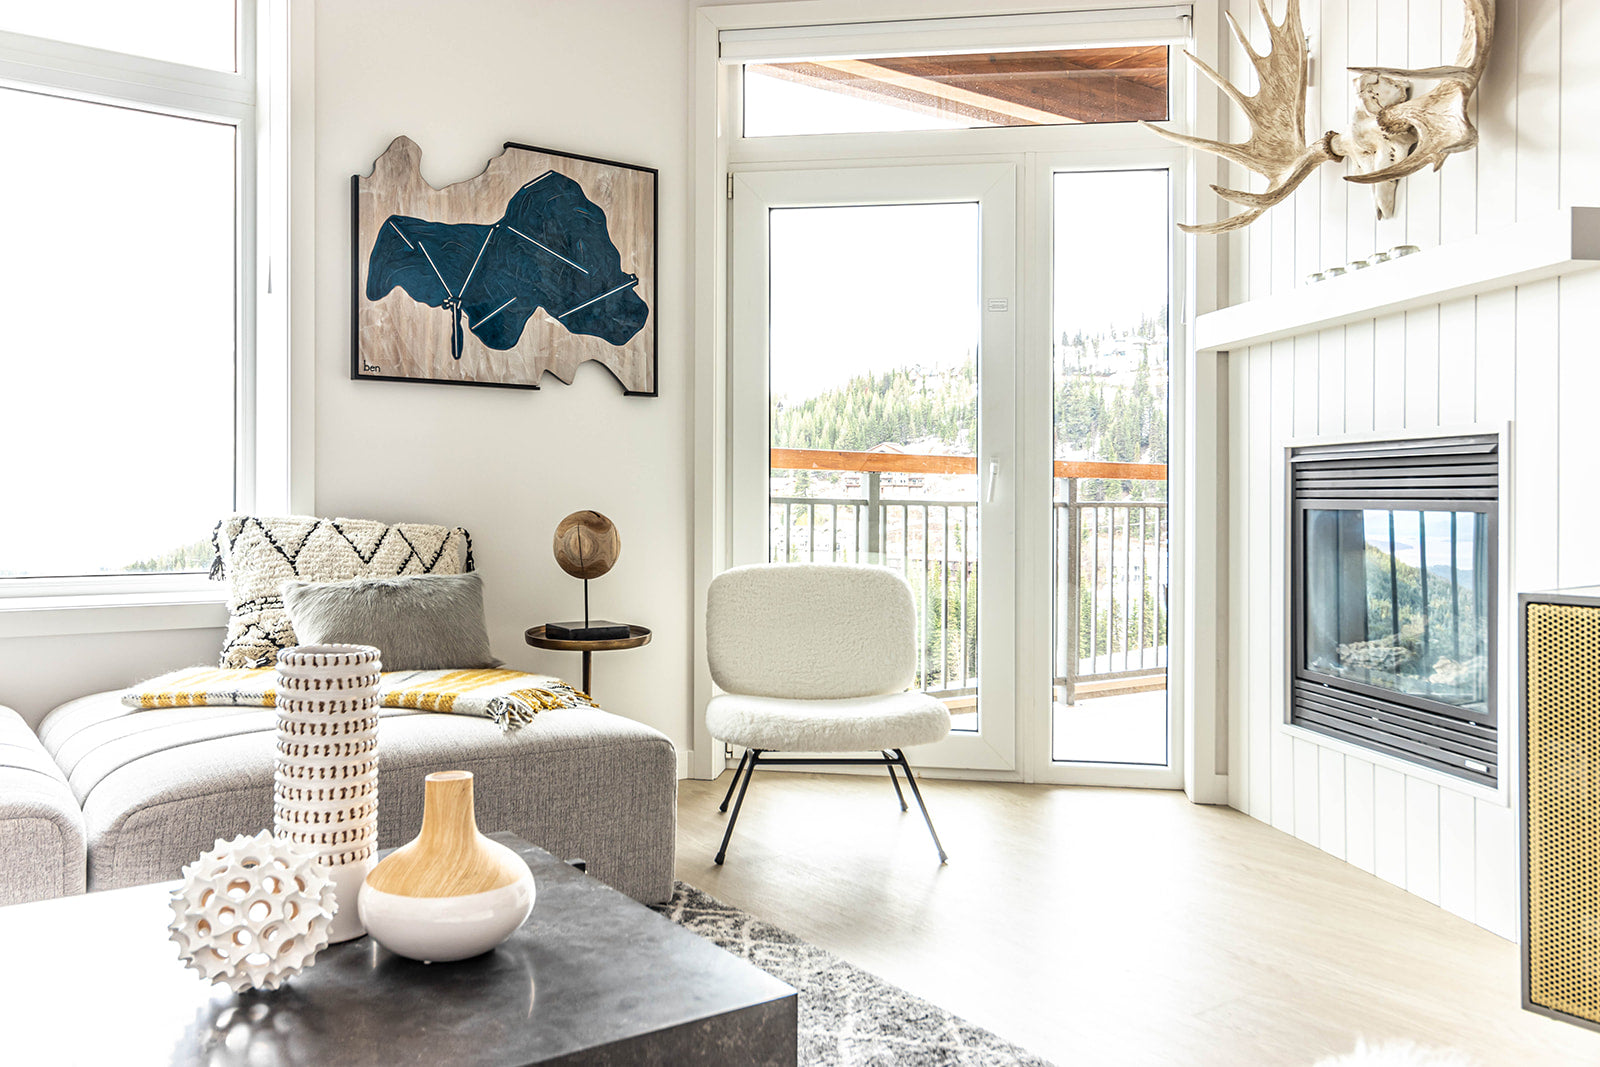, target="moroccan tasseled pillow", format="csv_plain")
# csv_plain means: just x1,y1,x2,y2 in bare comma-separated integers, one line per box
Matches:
211,515,474,668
